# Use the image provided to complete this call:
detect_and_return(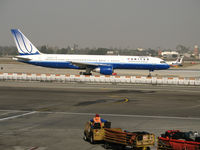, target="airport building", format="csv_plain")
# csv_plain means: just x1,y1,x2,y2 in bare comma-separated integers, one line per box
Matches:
194,45,199,59
161,51,179,58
